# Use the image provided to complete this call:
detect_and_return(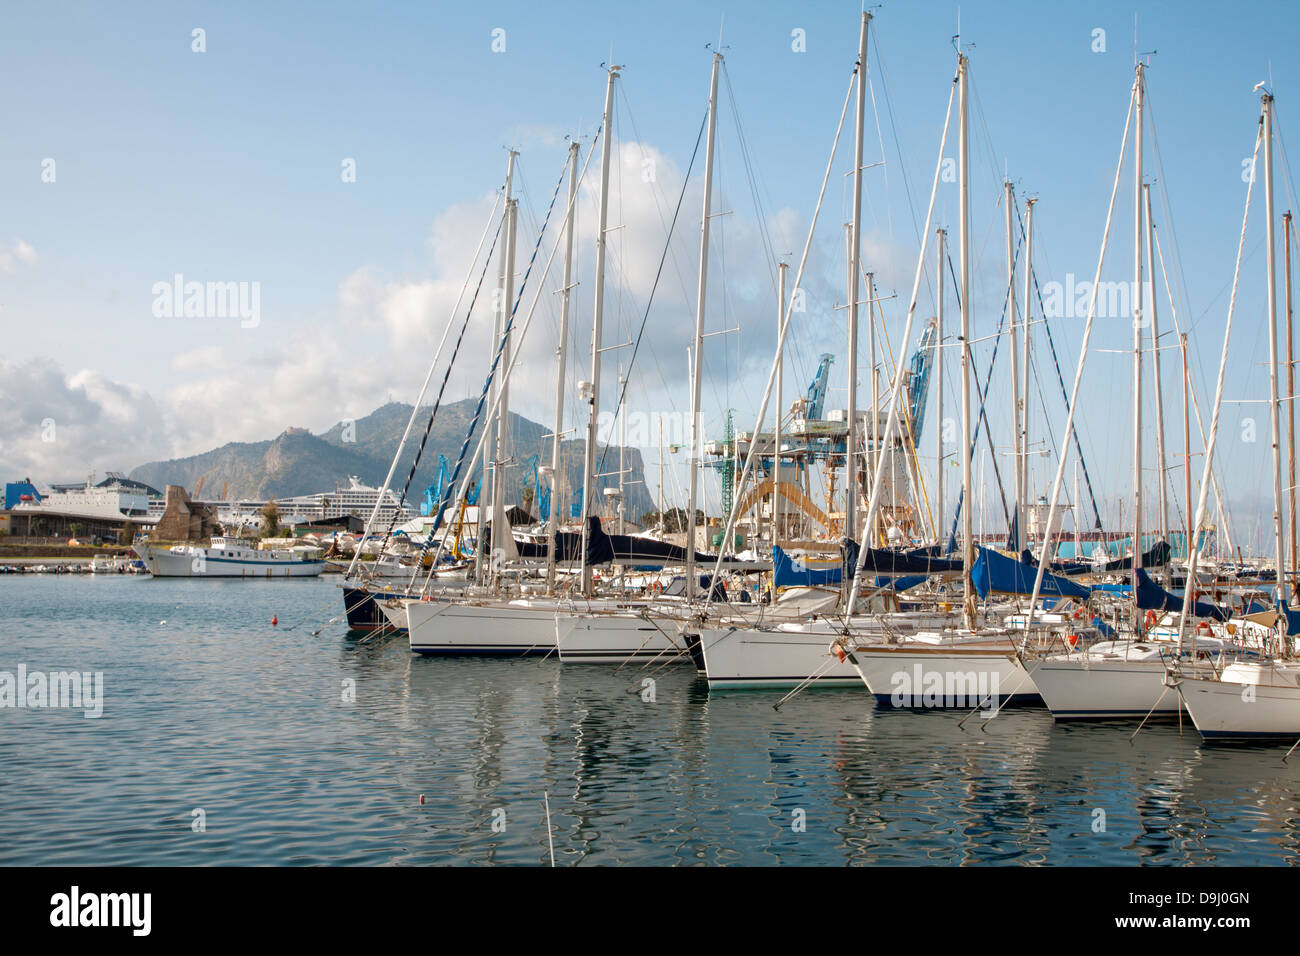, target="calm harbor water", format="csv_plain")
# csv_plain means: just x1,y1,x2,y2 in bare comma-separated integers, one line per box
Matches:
3,574,1299,866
